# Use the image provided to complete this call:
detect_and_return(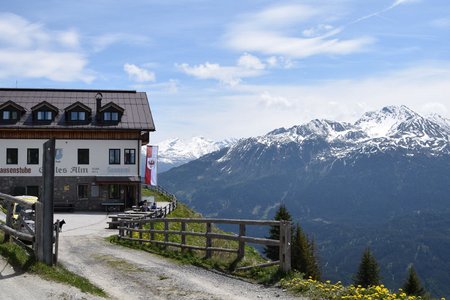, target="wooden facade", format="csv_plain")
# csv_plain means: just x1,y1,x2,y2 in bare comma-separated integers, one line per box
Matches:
0,128,148,142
